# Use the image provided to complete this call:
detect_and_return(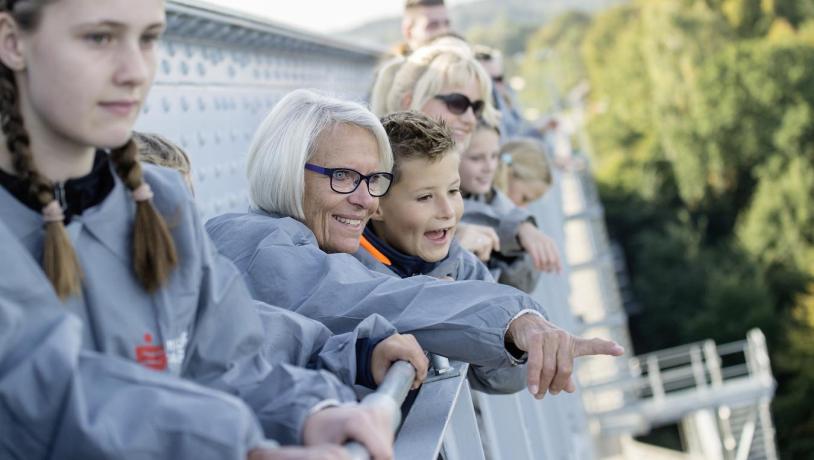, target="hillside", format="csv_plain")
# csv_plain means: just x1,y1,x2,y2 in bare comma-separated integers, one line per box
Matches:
338,0,625,49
